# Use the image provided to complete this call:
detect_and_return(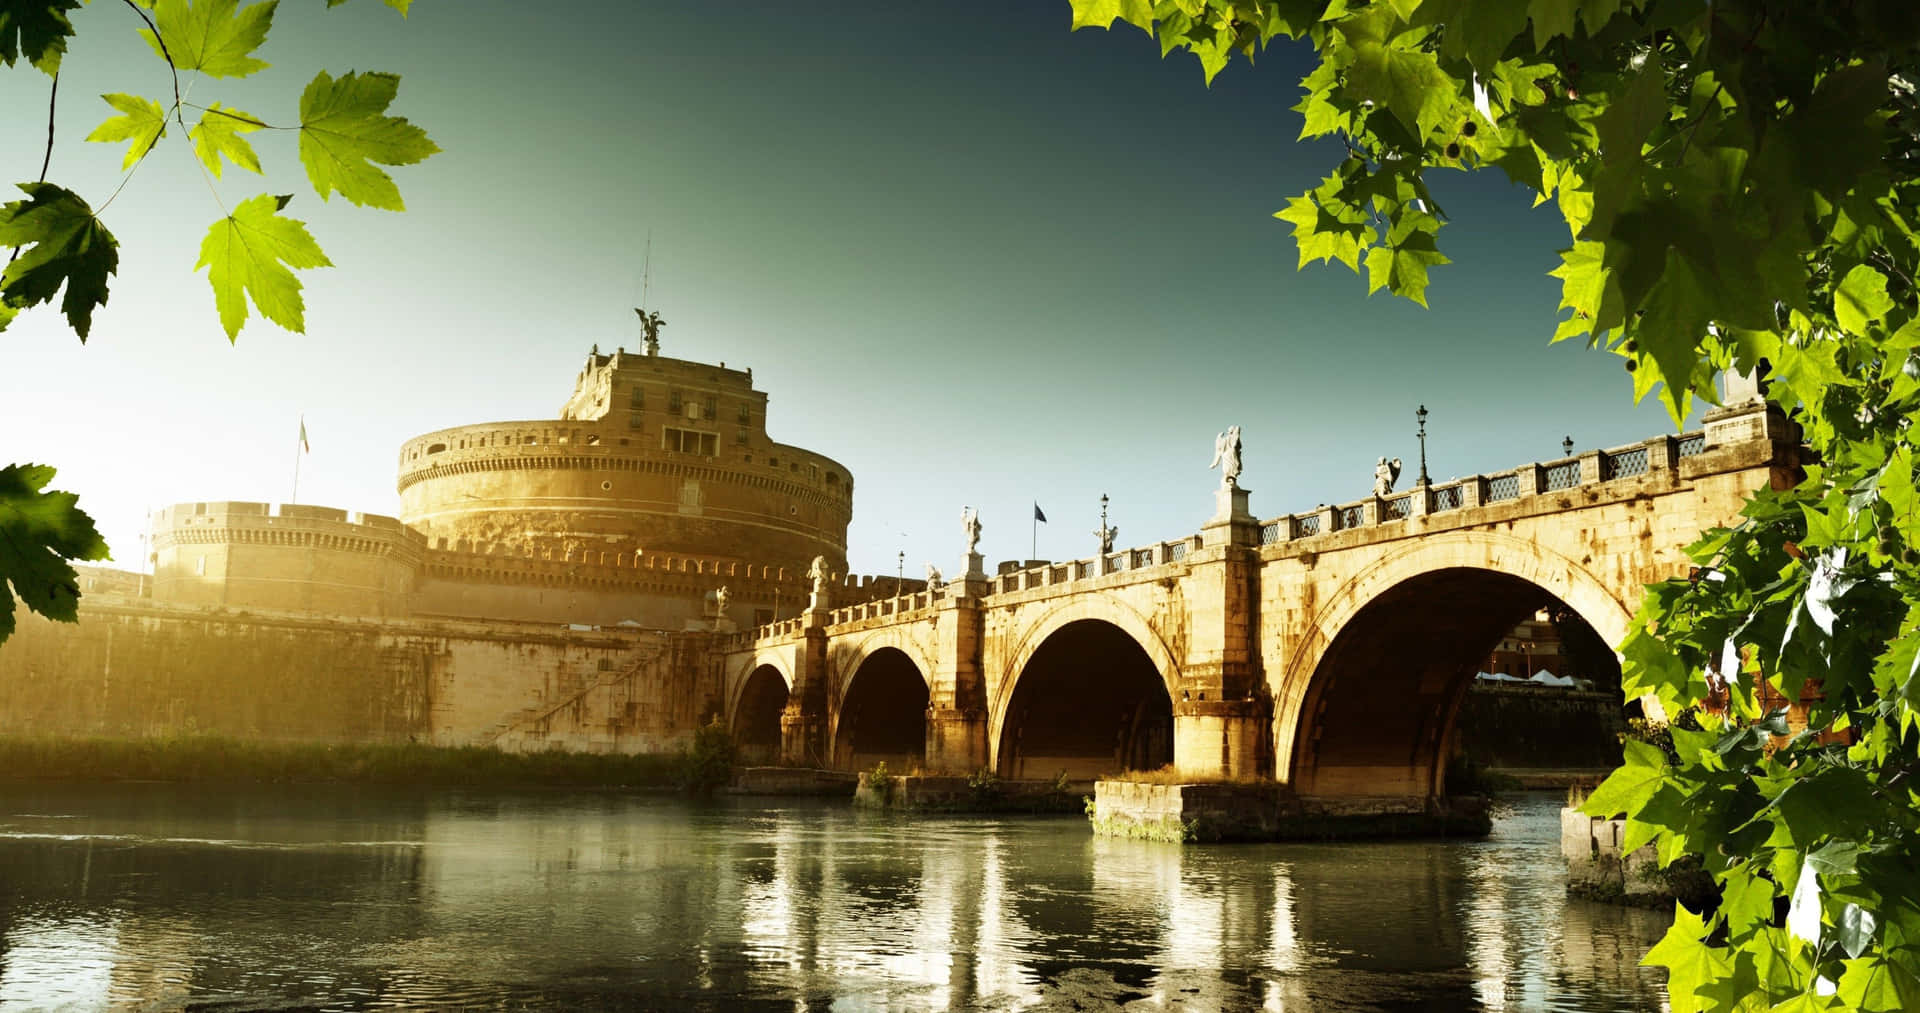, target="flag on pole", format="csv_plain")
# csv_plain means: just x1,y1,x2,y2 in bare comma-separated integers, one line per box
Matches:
299,417,310,453
1033,503,1047,523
